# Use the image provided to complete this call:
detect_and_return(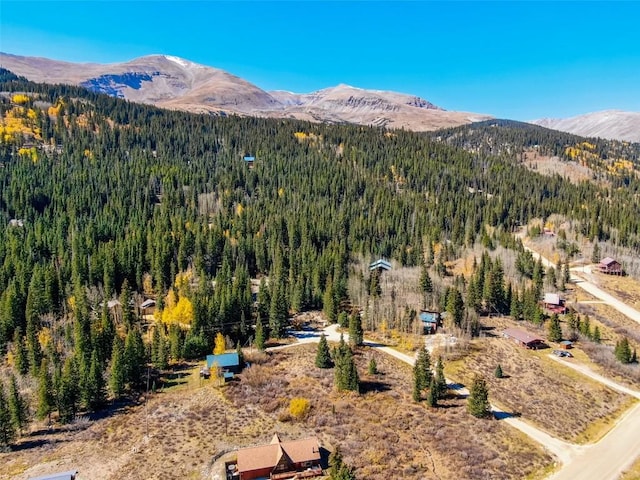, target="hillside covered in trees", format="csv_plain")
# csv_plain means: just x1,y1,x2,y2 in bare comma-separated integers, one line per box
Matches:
2,68,640,435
